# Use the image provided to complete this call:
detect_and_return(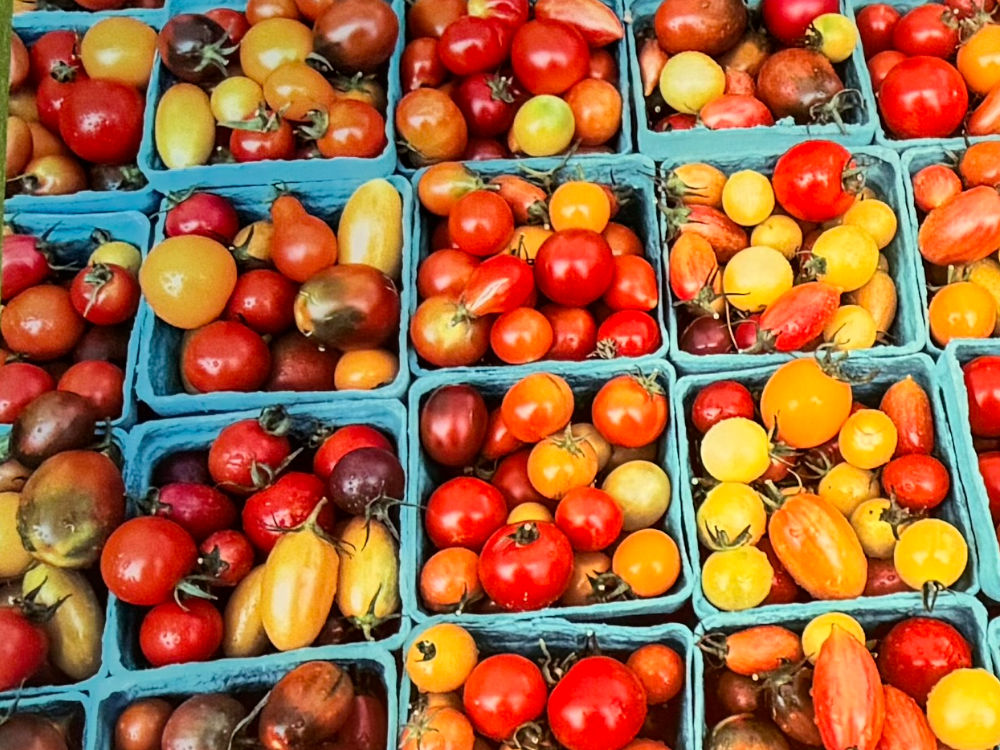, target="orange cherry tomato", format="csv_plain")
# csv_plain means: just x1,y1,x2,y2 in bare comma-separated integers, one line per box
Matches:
490,308,553,365
526,429,598,501
760,358,853,449
928,281,997,346
501,373,574,443
592,374,668,448
564,78,622,147
612,529,681,598
263,62,337,121
239,18,313,84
